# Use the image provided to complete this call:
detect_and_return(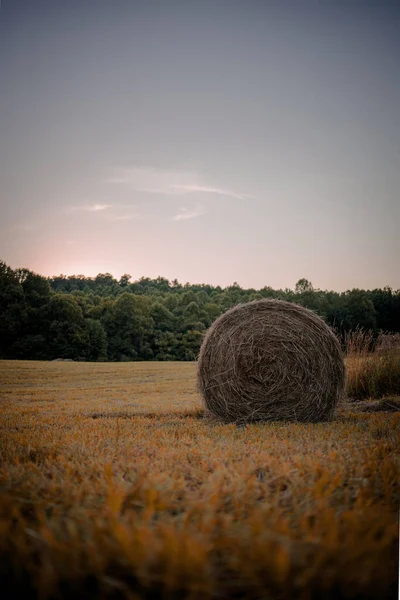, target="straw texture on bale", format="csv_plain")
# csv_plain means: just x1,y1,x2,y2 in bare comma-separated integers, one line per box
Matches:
197,299,345,423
